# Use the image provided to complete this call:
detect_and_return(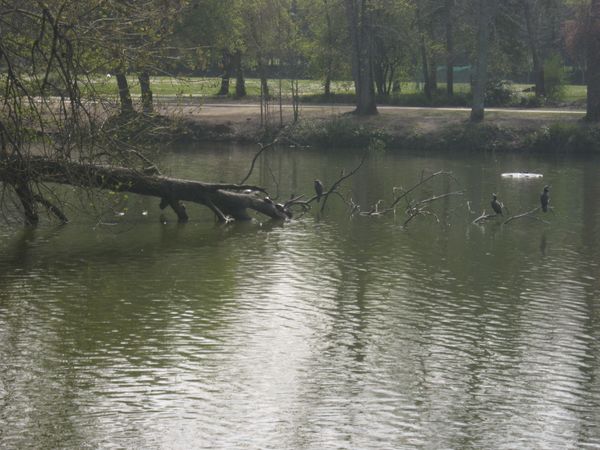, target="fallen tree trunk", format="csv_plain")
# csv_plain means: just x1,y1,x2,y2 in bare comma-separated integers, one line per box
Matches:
0,157,291,223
